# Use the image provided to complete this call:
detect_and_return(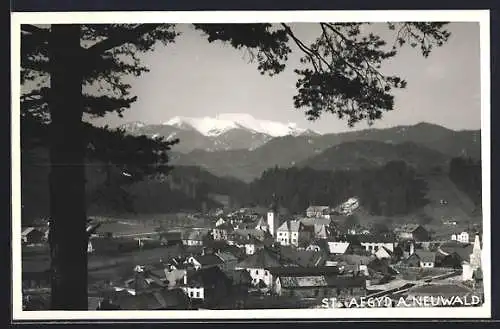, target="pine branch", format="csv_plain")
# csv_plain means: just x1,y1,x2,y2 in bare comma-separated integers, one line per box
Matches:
84,24,163,56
